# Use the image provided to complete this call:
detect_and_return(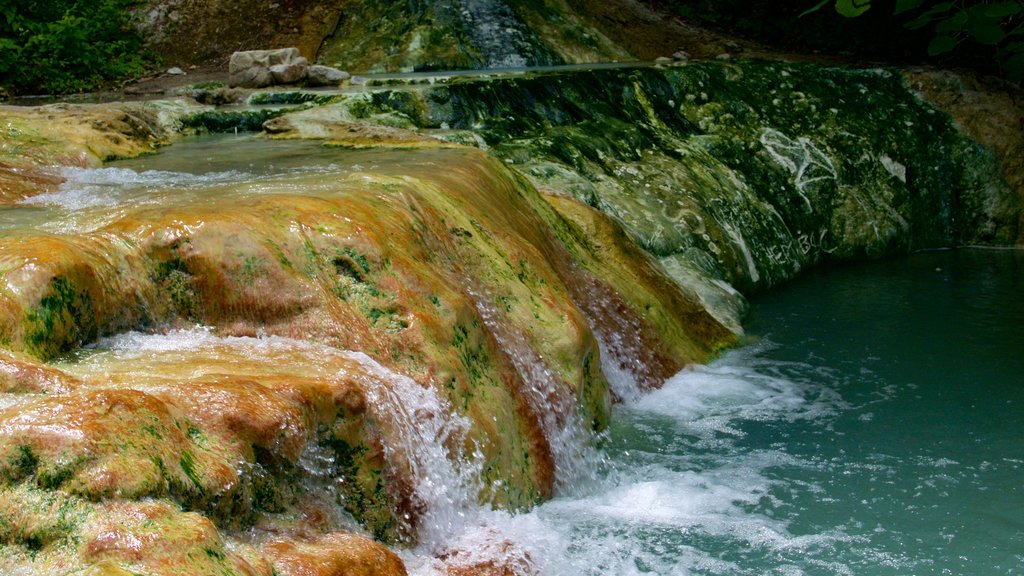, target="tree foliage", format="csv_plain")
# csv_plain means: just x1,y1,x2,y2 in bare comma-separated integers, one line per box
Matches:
806,0,1024,82
0,0,156,95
